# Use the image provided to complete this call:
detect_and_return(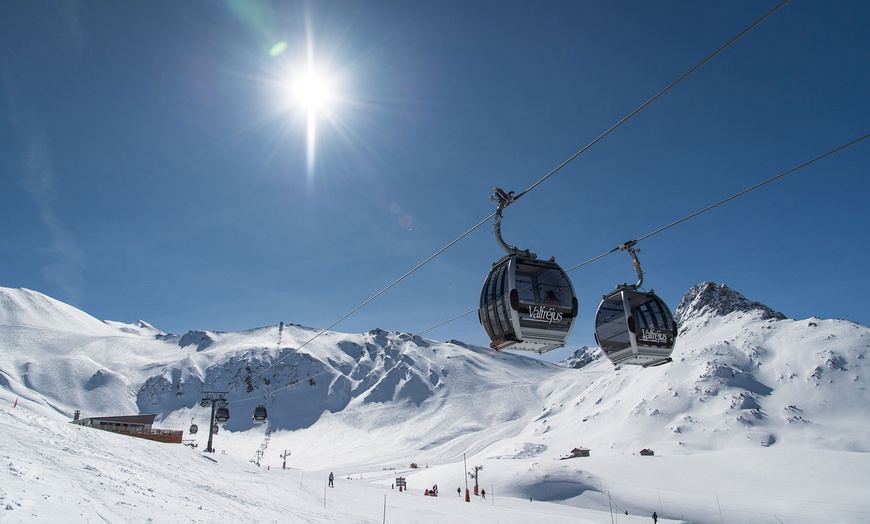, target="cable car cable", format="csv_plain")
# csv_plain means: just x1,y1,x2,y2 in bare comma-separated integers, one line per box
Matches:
217,2,794,400
420,1,794,345
414,3,794,339
564,132,870,273
505,0,792,210
415,307,480,338
318,0,791,343
243,213,497,387
414,132,870,337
